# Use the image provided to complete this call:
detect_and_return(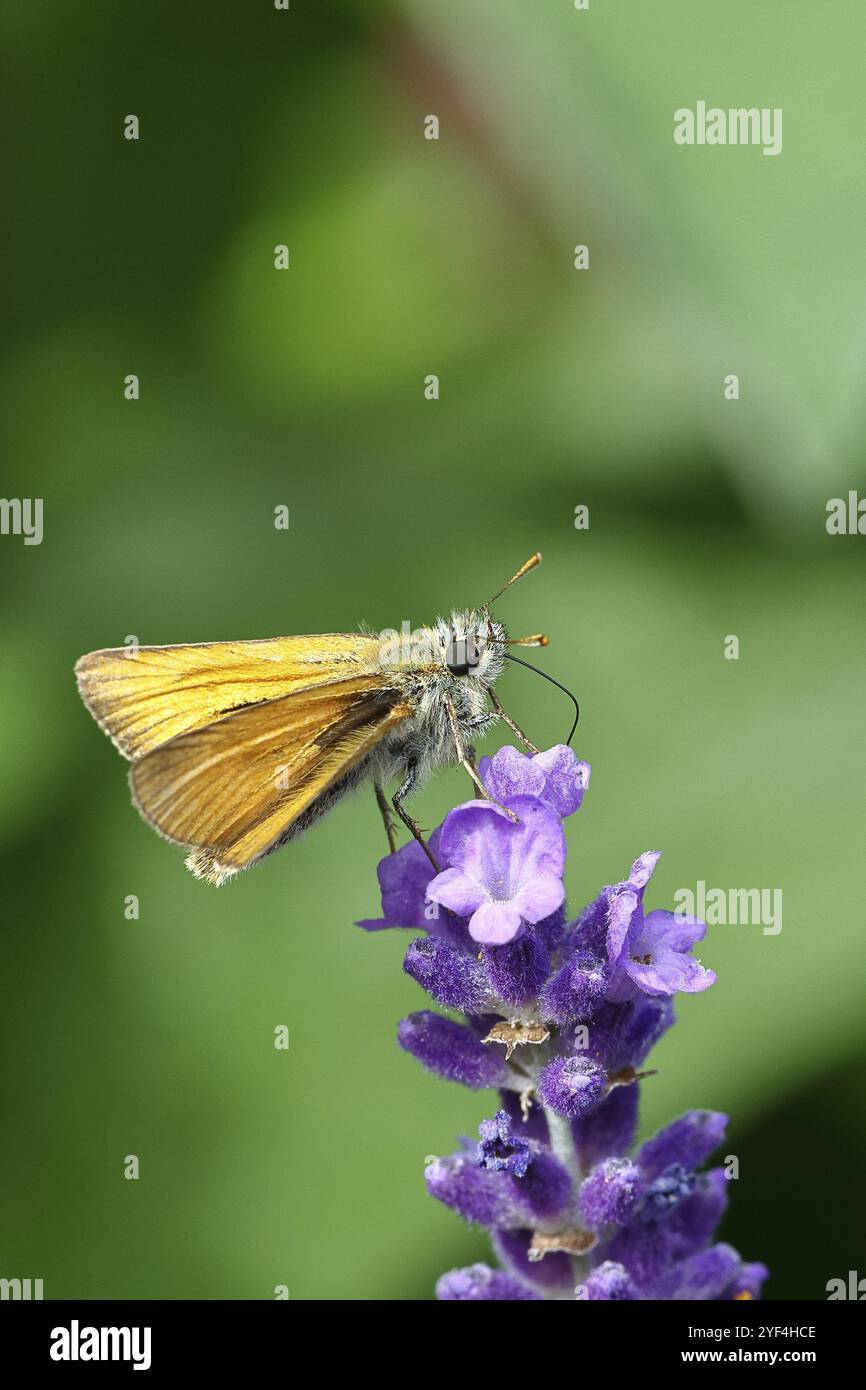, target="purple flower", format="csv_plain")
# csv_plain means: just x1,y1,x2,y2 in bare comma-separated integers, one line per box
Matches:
403,937,488,1013
660,1244,745,1301
572,1085,639,1173
436,1264,540,1301
639,1163,697,1222
607,853,716,999
636,1109,729,1181
577,1261,640,1301
590,1115,738,1298
587,995,675,1072
479,743,591,818
477,1110,532,1176
426,796,566,945
397,1012,509,1090
481,931,552,1007
429,1113,572,1228
540,949,608,1023
493,1228,574,1294
356,833,439,931
359,744,766,1301
425,1153,520,1229
579,1157,644,1231
537,1055,608,1119
726,1261,771,1301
